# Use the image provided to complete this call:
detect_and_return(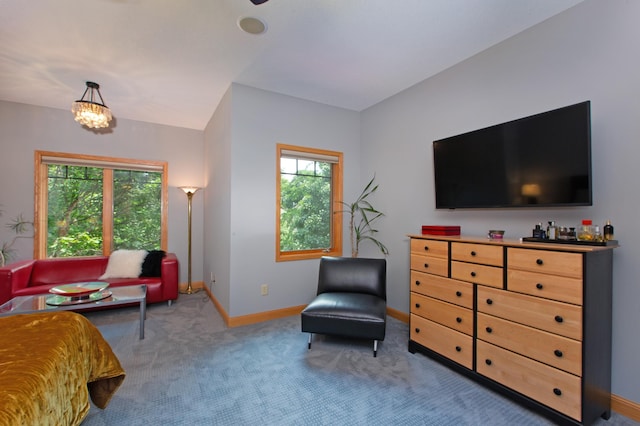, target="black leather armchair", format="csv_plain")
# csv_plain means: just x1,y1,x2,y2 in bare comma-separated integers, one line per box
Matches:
301,256,387,357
